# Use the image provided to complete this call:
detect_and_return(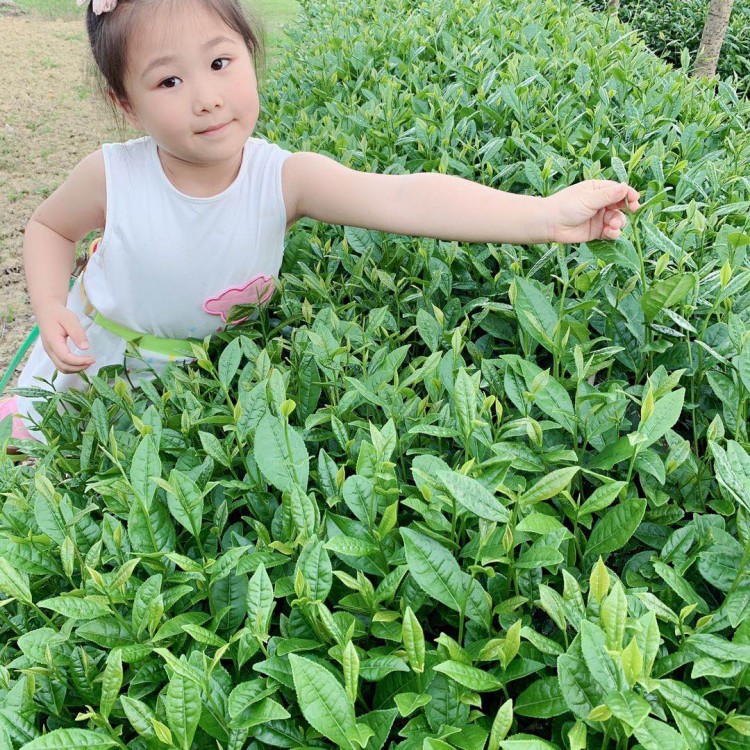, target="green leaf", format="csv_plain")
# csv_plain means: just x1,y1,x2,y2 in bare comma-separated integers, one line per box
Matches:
500,736,559,750
519,467,579,506
638,389,685,448
402,606,425,673
433,660,502,692
585,498,646,559
19,730,117,750
640,274,697,323
587,238,641,273
131,574,163,637
416,309,443,352
635,610,661,677
325,535,378,557
159,470,205,539
129,436,161,509
198,431,230,467
578,481,627,517
38,596,111,621
218,338,243,391
654,679,719,723
437,469,510,522
580,621,624,693
246,563,274,636
232,697,290,729
254,412,310,492
652,562,709,614
605,689,650,730
711,440,750,512
400,528,490,627
343,641,359,705
358,708,397,750
120,696,158,741
454,368,478,440
296,540,332,602
289,654,356,750
513,278,558,351
488,700,513,750
516,545,564,569
632,717,687,750
514,677,567,718
359,655,410,681
0,555,32,604
393,693,431,717
228,679,276,718
342,475,376,525
739,340,750,393
99,650,122,721
600,582,627,650
164,672,202,750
